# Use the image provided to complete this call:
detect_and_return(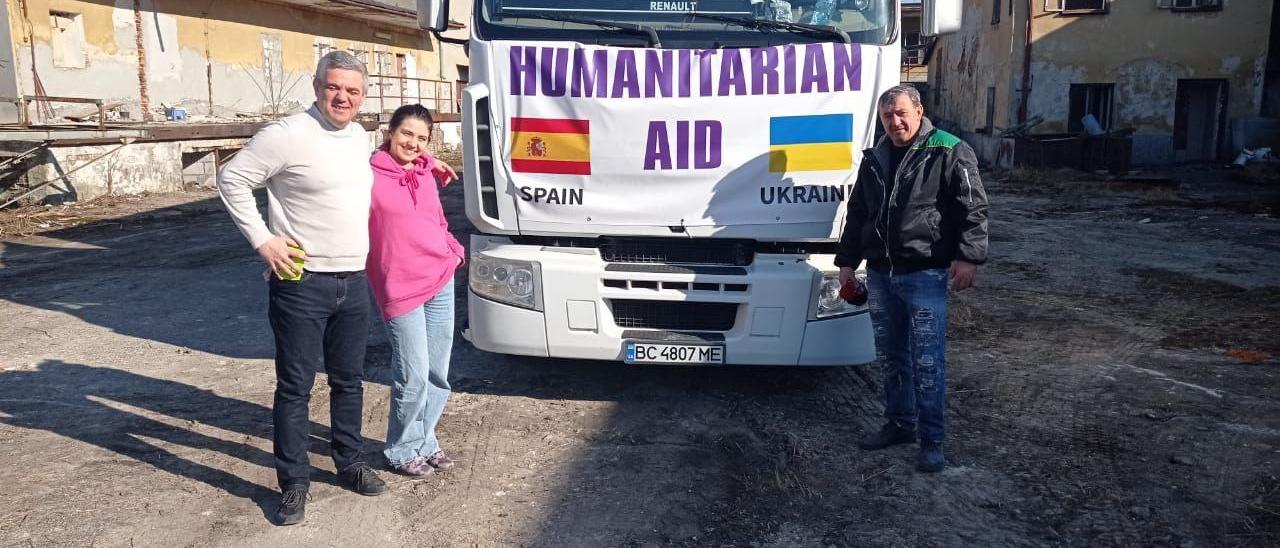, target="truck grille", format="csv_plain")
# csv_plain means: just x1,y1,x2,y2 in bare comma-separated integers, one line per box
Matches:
600,238,753,266
609,300,738,331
